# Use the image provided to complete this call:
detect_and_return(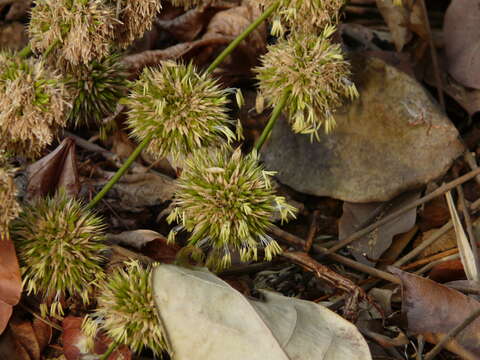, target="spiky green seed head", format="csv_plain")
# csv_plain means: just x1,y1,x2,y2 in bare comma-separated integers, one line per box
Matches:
66,55,129,128
0,154,20,240
84,261,168,355
257,0,345,36
125,61,235,162
114,0,162,48
0,52,67,159
167,146,296,271
28,0,117,69
12,191,107,318
255,27,358,139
